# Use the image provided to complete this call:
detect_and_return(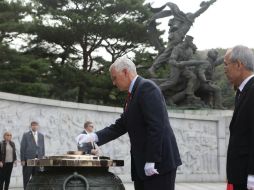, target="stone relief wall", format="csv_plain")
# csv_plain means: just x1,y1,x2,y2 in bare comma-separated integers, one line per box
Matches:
173,119,218,174
0,92,233,187
169,112,229,182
